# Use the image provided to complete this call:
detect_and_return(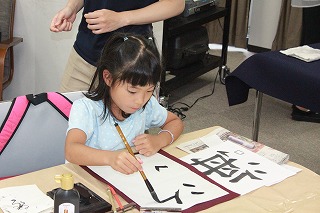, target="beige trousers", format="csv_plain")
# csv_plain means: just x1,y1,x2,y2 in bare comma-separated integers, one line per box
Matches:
59,48,96,92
